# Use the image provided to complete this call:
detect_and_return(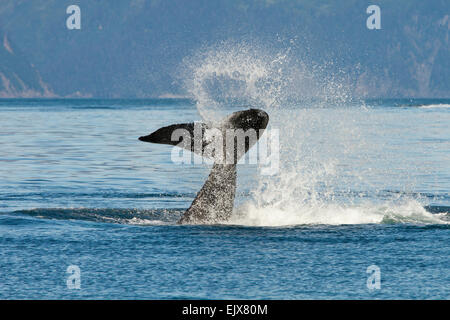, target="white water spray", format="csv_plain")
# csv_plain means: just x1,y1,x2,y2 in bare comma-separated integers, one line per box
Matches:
182,40,448,226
